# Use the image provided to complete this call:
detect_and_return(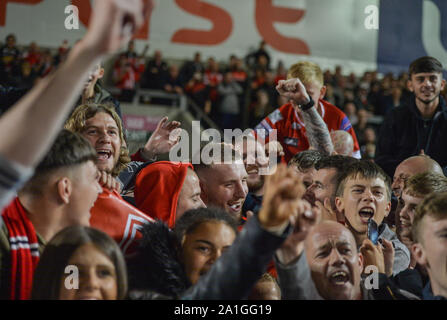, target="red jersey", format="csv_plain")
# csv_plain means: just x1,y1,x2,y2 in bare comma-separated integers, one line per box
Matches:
254,100,361,163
